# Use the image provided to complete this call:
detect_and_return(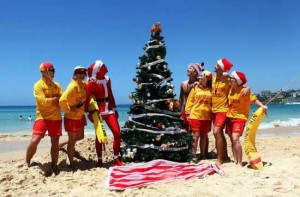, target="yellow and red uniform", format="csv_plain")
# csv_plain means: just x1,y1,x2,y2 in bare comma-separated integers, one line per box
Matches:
185,86,212,133
211,75,230,128
185,86,212,120
226,86,257,135
59,79,87,120
227,86,257,120
212,75,230,113
34,77,62,120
